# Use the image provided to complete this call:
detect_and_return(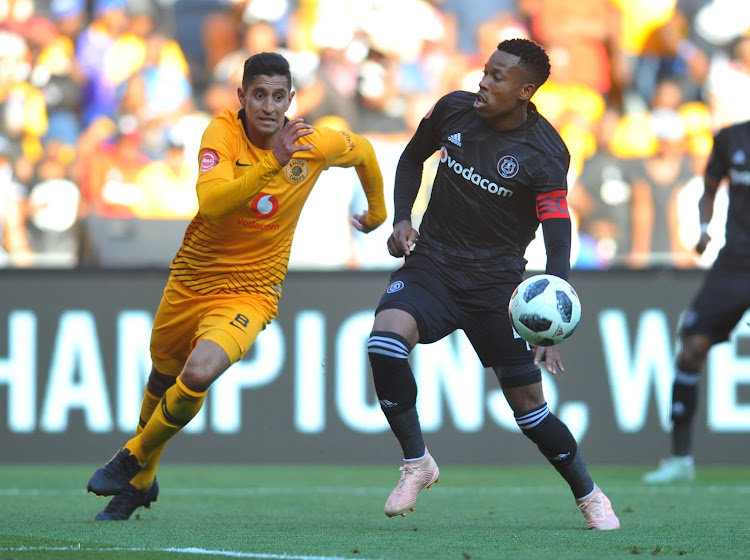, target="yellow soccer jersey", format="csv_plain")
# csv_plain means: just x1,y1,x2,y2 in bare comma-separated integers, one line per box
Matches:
170,109,386,297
